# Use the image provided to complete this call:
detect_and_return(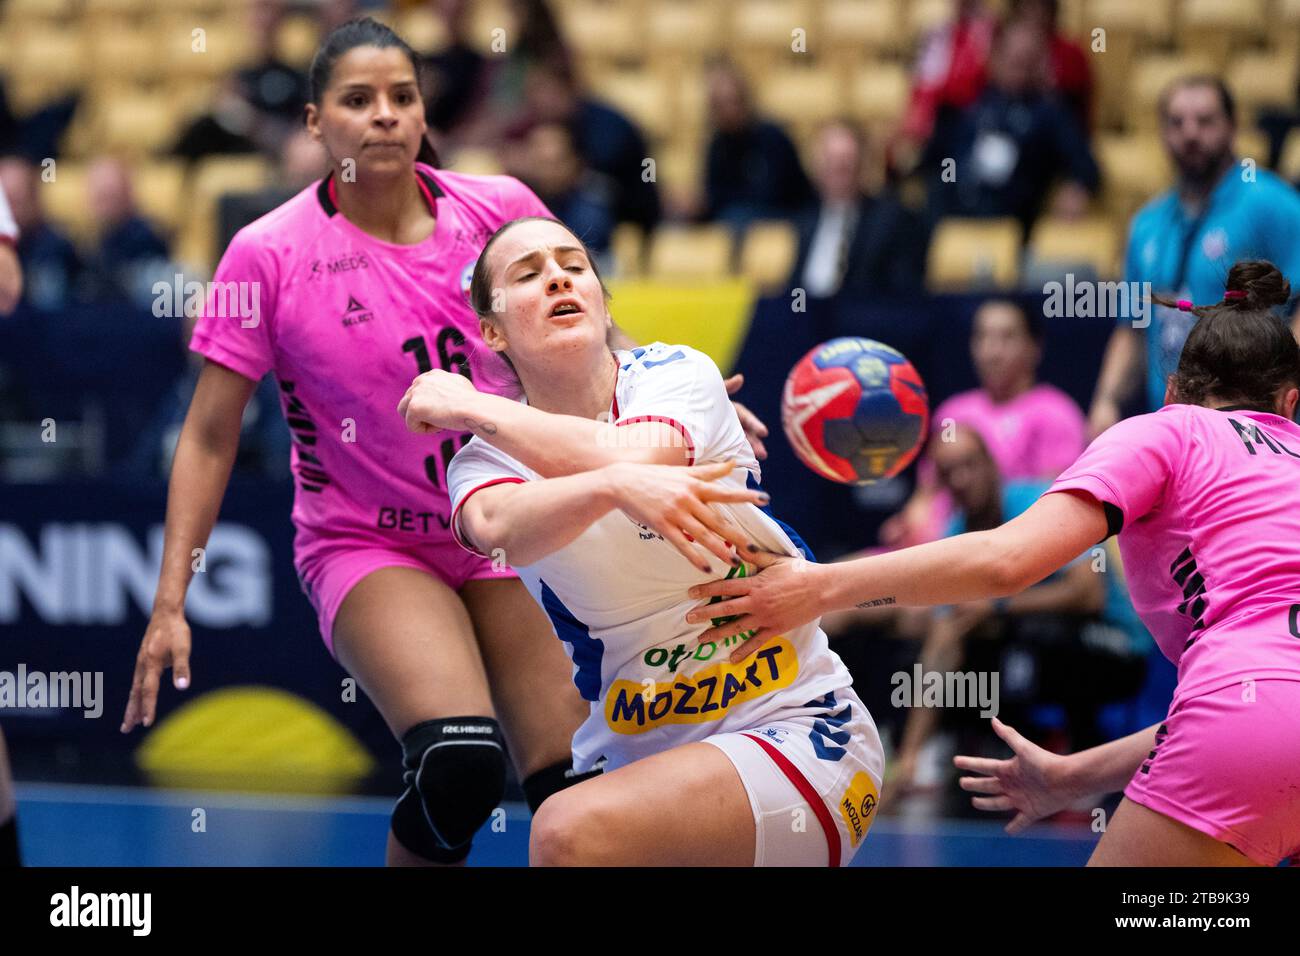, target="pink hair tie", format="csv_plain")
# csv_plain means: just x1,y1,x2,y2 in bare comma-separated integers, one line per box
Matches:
1223,290,1247,300
1176,299,1194,311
